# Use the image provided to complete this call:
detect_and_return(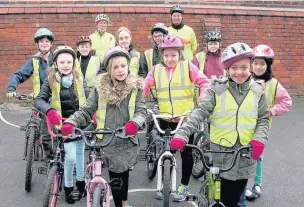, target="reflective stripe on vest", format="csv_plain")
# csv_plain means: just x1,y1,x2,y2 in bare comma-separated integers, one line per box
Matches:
79,56,100,88
195,51,206,72
129,52,140,75
144,49,153,71
154,61,195,116
265,78,278,125
96,89,137,139
32,59,40,98
90,31,115,58
210,89,260,147
50,76,87,129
